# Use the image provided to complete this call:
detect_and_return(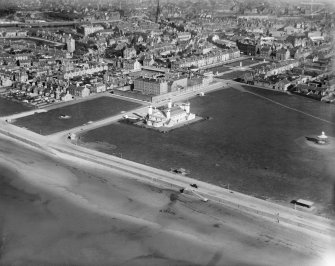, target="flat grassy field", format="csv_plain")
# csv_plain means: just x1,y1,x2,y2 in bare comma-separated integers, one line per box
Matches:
14,96,142,135
0,97,33,117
